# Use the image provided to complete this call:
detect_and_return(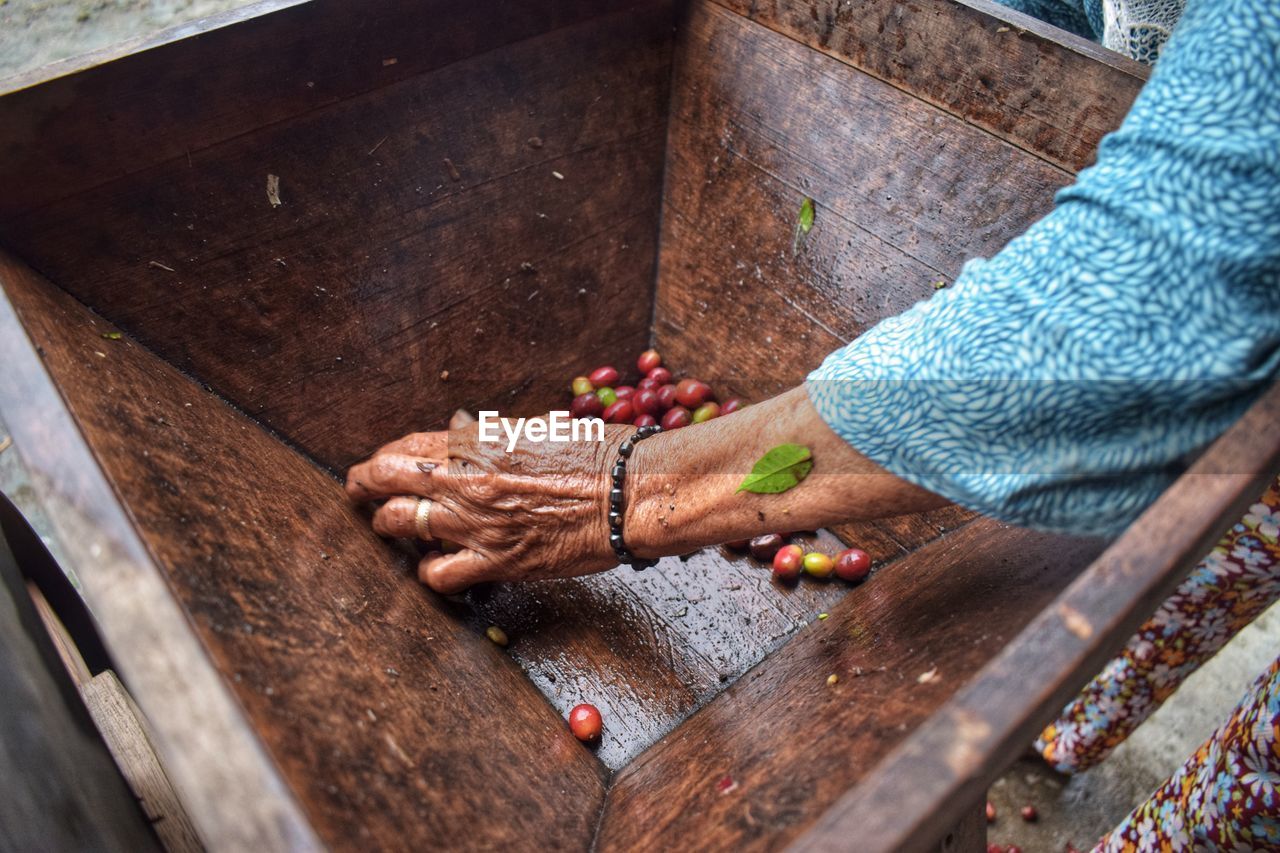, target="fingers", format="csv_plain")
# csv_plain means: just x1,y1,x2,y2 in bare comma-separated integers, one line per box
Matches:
373,409,473,457
345,454,447,502
449,409,477,429
370,496,466,541
375,430,450,459
418,549,496,594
